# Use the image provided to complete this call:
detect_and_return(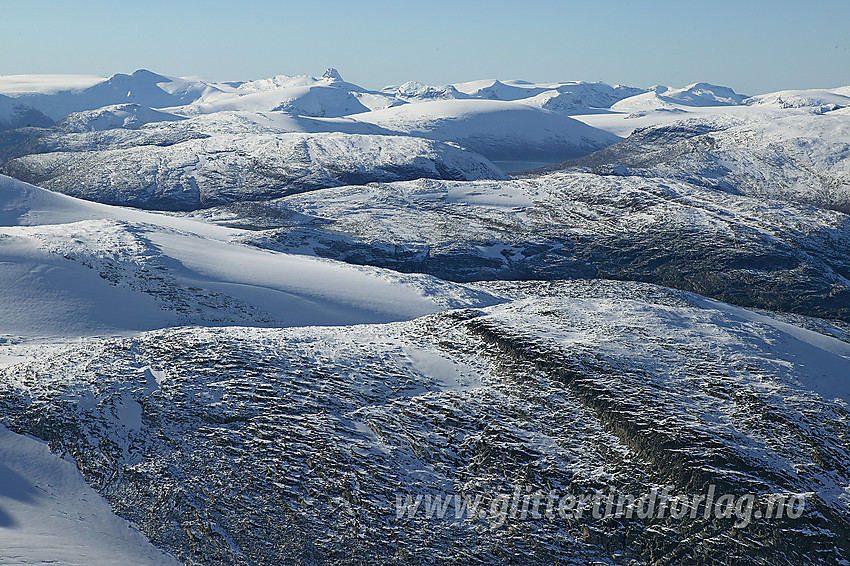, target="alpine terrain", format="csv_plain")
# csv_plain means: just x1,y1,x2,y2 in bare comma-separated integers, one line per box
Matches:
0,69,848,566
